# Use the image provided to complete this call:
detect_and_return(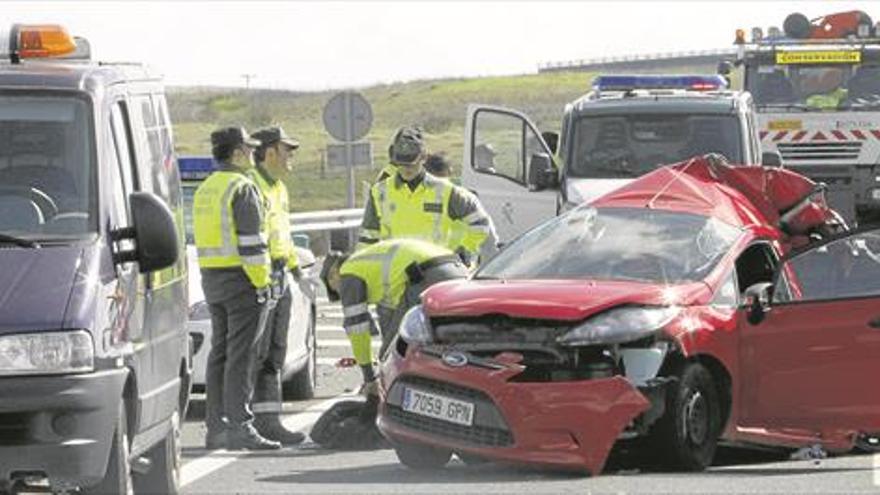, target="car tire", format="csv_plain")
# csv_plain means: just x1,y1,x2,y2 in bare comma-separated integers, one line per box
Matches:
855,433,880,453
649,362,721,471
283,307,316,400
395,443,452,470
82,400,132,495
133,409,181,495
